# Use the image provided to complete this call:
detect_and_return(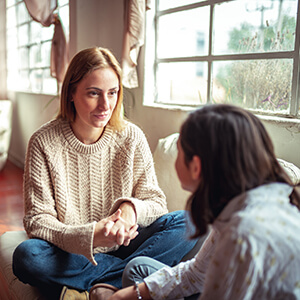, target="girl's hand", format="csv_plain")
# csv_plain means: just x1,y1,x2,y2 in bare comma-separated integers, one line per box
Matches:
108,283,152,300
